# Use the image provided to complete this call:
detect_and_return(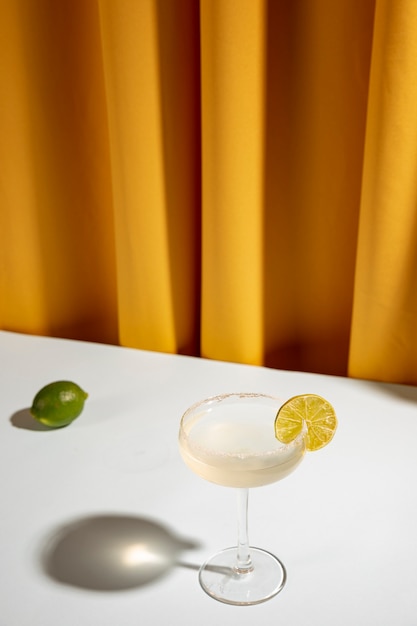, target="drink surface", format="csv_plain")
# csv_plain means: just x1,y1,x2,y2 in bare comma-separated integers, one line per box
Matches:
179,400,305,488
